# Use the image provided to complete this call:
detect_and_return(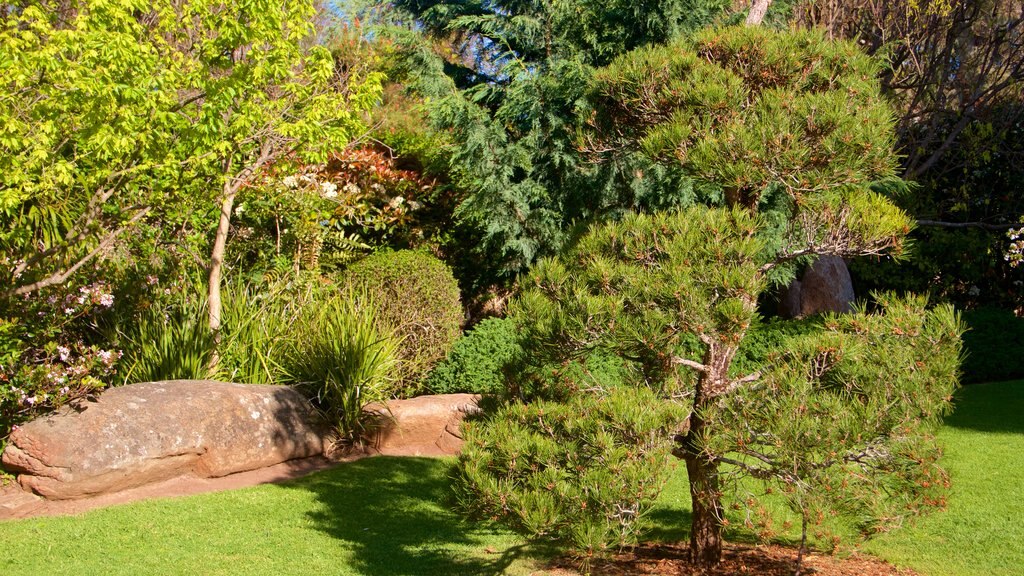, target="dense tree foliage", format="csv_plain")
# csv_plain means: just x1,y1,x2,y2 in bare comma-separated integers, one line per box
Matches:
0,0,380,428
455,26,962,569
375,0,732,288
